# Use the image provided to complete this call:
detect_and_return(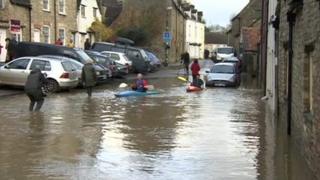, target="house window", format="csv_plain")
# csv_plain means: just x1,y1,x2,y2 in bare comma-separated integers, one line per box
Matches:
303,52,313,113
42,26,50,43
43,0,50,11
0,0,5,9
12,33,22,42
58,28,65,45
93,7,98,18
58,0,65,14
81,5,86,18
